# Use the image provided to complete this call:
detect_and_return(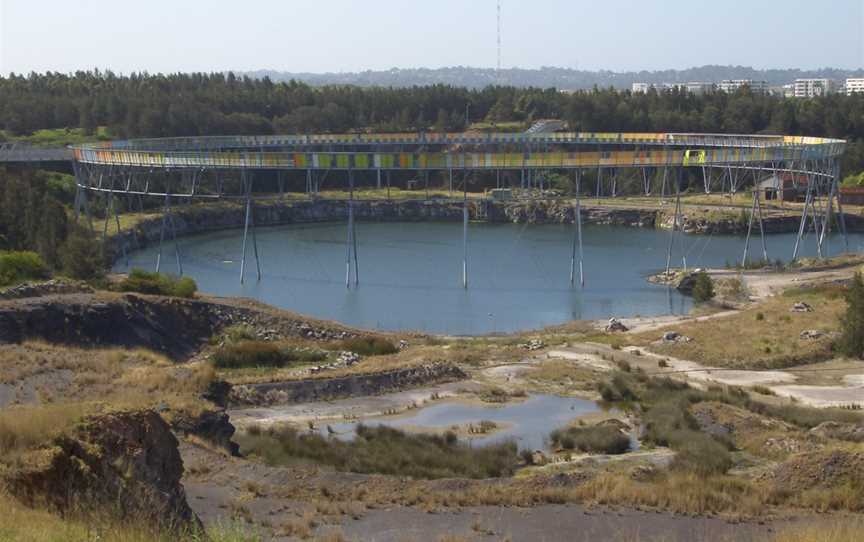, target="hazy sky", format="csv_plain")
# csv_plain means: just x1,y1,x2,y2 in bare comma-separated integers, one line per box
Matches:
1,0,862,75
